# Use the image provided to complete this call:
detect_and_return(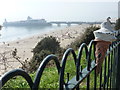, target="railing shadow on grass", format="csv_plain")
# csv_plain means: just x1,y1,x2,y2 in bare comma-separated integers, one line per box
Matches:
0,38,120,89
